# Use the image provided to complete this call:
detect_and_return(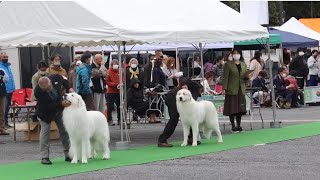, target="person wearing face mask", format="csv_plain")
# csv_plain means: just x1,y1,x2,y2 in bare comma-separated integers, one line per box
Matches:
106,59,123,126
307,50,319,86
47,54,68,78
76,52,95,111
273,67,294,109
0,51,15,128
162,57,178,90
212,56,225,86
126,58,144,92
289,48,308,88
222,49,248,132
31,61,49,101
251,70,270,105
91,54,108,114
